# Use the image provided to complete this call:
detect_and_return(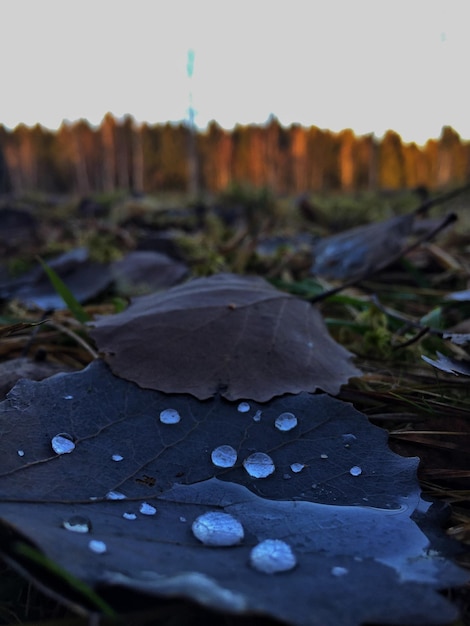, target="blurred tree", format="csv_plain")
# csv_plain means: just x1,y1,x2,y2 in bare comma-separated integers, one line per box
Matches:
378,130,405,189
